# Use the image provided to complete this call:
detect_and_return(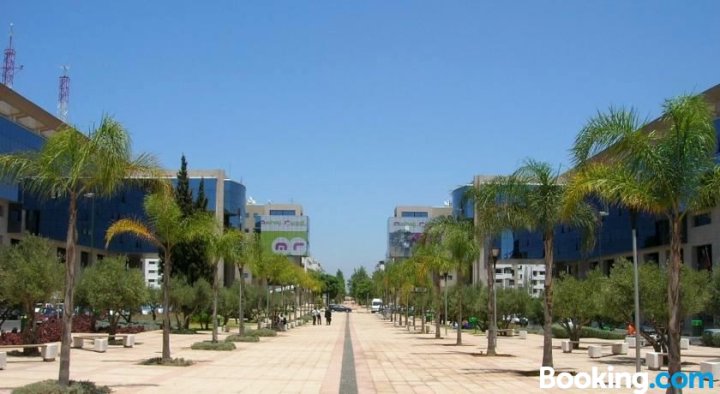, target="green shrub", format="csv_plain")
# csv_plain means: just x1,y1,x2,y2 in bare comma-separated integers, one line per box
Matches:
225,335,260,343
552,325,626,340
701,332,720,347
12,380,111,394
139,357,194,366
245,328,277,337
190,341,236,351
301,315,312,323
